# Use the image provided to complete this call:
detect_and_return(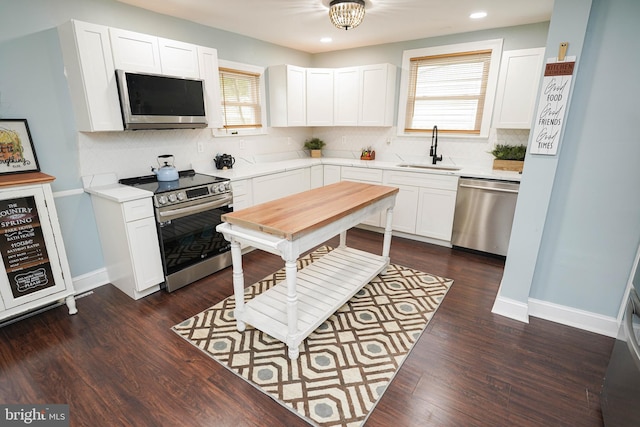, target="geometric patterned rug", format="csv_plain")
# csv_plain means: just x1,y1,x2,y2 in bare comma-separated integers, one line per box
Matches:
173,246,453,427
